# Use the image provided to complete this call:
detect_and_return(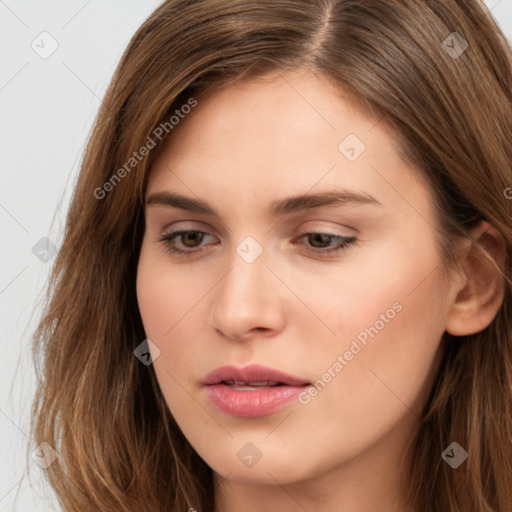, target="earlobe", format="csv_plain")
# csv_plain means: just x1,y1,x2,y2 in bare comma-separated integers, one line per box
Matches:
445,221,506,337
